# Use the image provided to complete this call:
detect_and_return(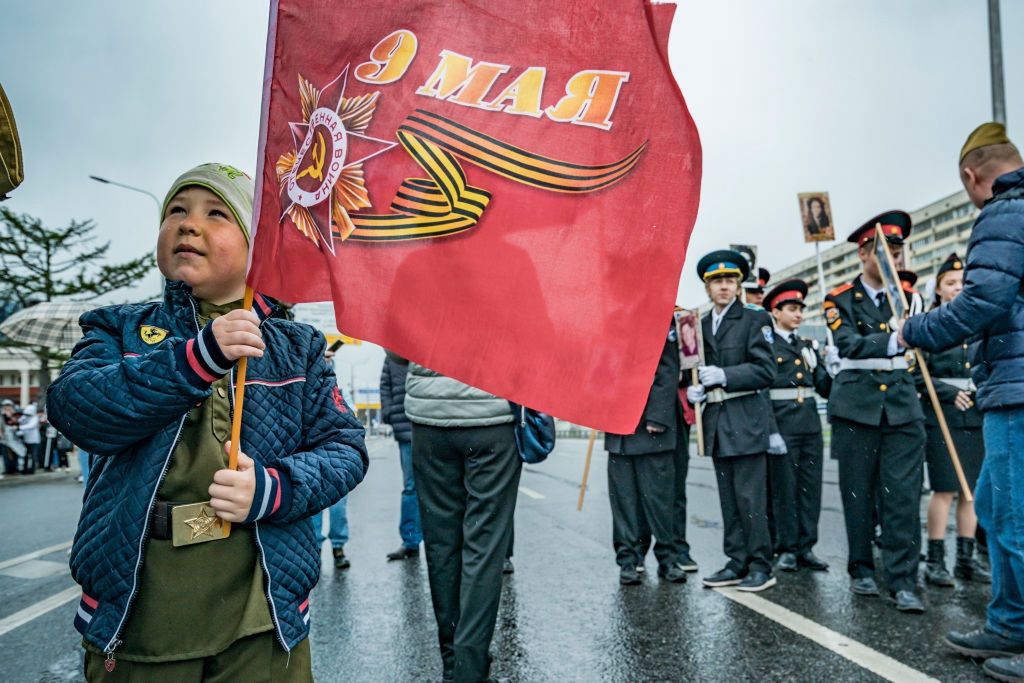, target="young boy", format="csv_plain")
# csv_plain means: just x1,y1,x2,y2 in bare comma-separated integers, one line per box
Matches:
687,249,777,592
47,163,367,681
